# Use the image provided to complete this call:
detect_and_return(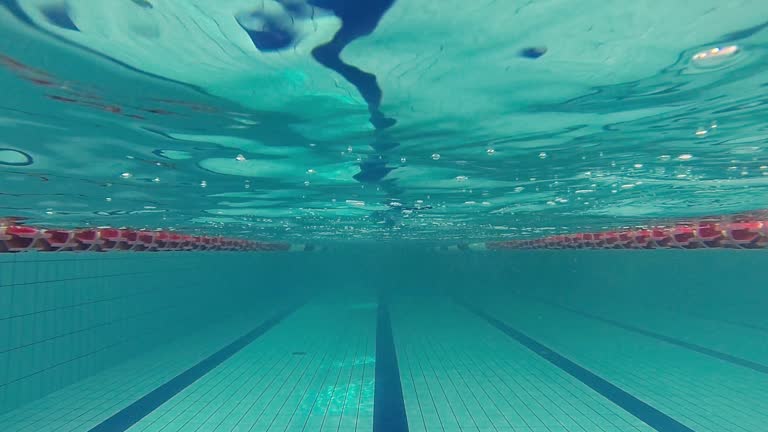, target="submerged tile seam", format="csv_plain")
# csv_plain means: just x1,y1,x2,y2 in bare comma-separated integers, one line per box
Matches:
456,299,696,432
373,297,409,432
0,268,183,288
671,309,768,335
86,302,304,432
0,303,179,355
526,296,768,376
